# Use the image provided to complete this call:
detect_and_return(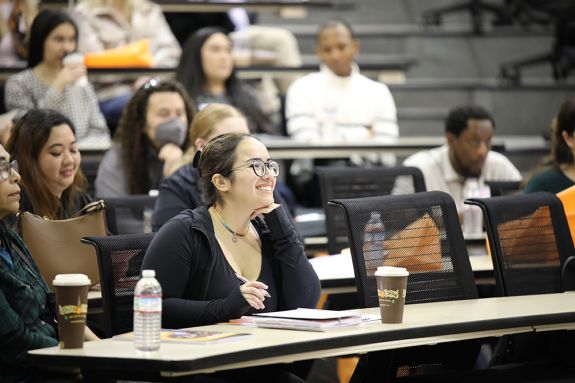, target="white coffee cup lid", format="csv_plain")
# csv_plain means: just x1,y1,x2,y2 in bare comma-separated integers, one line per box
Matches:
375,266,409,277
62,52,85,64
53,273,91,286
